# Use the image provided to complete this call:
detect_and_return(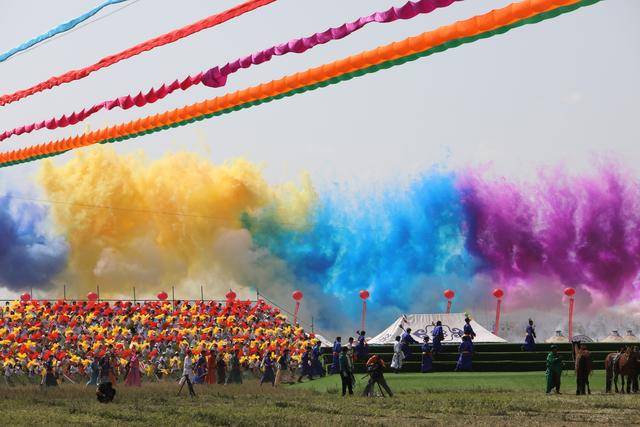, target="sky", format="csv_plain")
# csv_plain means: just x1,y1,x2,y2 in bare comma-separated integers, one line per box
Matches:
0,0,639,336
